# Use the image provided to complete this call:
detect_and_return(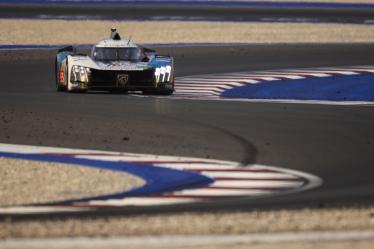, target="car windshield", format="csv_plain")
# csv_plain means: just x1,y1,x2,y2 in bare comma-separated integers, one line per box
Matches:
93,47,141,61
